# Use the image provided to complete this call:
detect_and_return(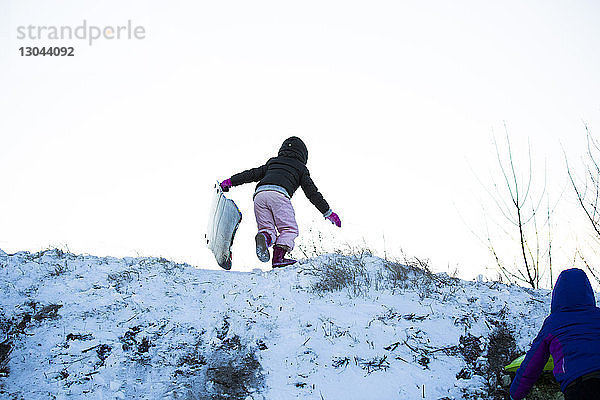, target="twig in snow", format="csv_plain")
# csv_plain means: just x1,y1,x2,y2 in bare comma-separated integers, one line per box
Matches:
118,314,139,326
257,308,269,316
402,339,420,354
81,344,100,354
384,341,402,351
529,297,544,303
63,354,95,365
428,345,459,354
